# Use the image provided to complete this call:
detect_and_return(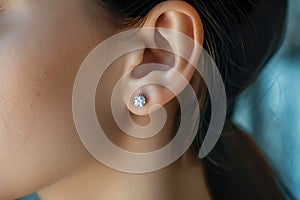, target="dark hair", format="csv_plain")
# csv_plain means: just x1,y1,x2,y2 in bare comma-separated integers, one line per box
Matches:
96,0,287,199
